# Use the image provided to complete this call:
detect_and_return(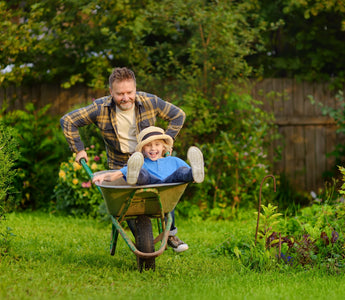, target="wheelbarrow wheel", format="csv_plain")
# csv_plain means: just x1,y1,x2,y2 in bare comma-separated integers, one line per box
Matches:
135,215,155,272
